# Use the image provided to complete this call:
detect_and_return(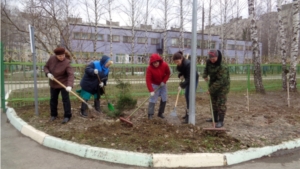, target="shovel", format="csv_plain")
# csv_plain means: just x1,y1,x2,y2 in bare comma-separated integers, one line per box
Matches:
96,74,115,111
203,81,226,131
170,88,181,117
52,77,99,118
